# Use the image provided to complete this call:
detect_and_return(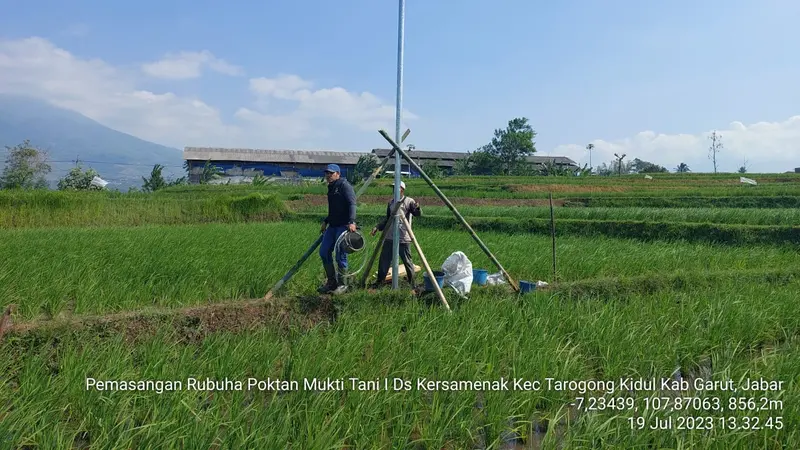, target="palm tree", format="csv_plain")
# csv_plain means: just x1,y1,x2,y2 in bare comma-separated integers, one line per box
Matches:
586,144,594,172
675,162,690,173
